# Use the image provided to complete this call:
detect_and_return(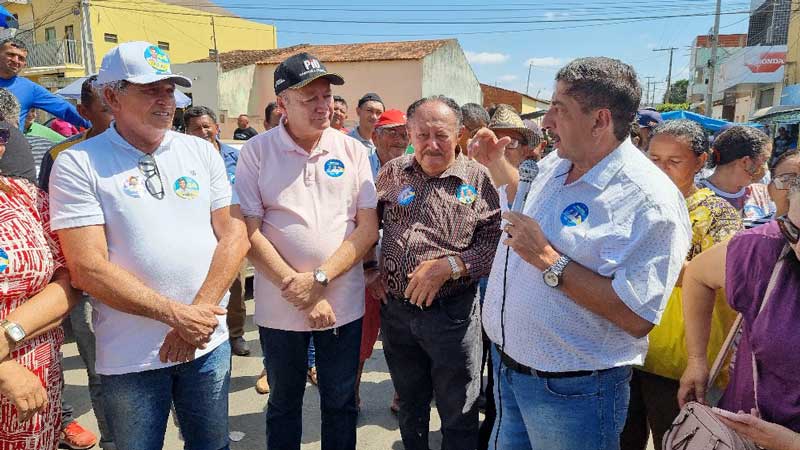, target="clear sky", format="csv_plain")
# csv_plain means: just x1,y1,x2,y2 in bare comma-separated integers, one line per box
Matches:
210,0,752,102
